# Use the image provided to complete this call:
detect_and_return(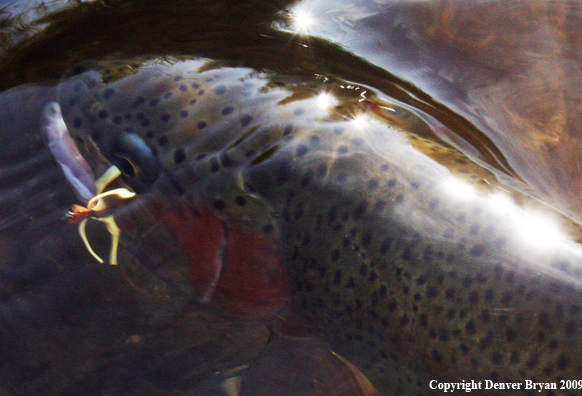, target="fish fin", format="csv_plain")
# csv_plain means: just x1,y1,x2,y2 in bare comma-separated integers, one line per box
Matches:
240,334,382,396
